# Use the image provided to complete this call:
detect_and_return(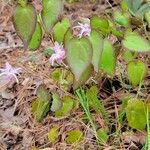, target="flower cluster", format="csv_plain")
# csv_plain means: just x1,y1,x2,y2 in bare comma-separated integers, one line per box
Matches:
0,62,22,84
73,22,91,38
49,42,66,66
